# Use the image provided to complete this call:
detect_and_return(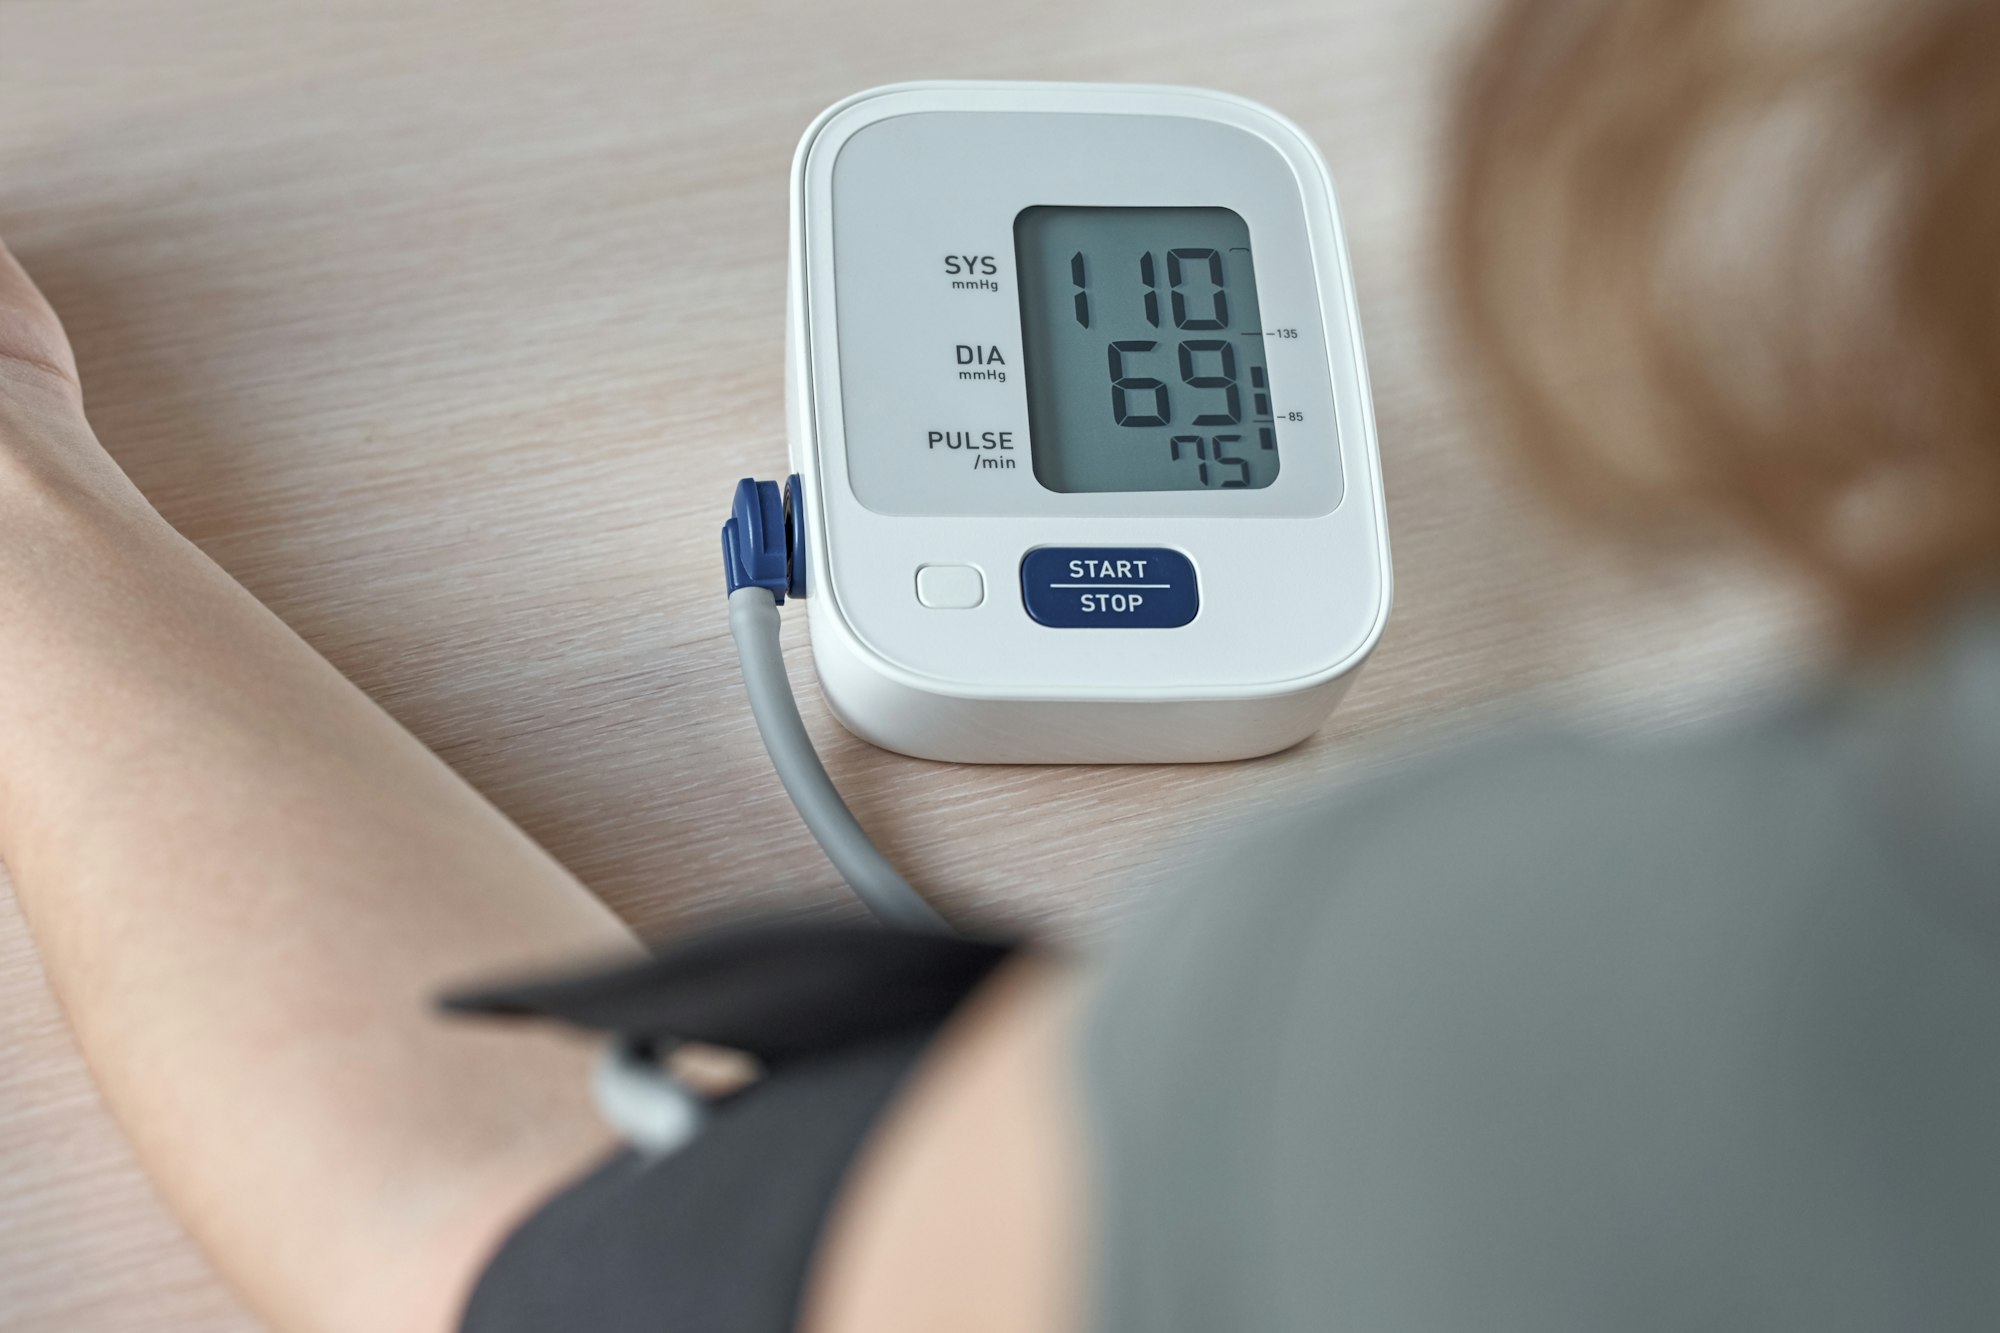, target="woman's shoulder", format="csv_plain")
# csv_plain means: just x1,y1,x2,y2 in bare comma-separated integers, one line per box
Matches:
1082,618,2000,1333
